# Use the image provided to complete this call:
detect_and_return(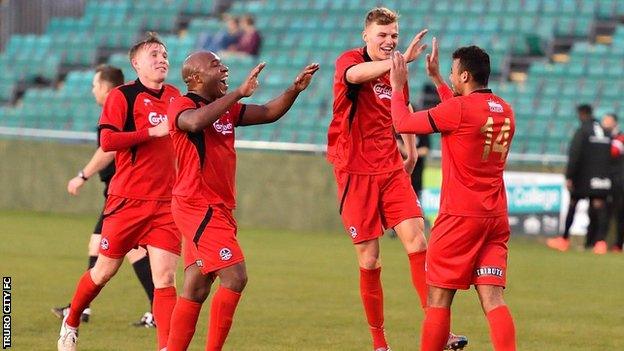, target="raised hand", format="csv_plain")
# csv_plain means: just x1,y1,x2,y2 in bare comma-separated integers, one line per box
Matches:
291,63,320,92
390,51,408,90
403,29,429,63
426,37,440,78
237,62,266,97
